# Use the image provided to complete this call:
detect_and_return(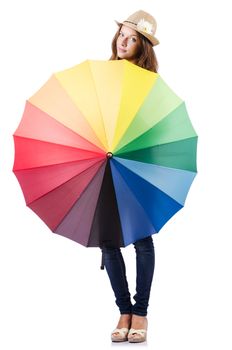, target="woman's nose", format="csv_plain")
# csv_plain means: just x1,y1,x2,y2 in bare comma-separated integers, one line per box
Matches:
121,37,128,46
